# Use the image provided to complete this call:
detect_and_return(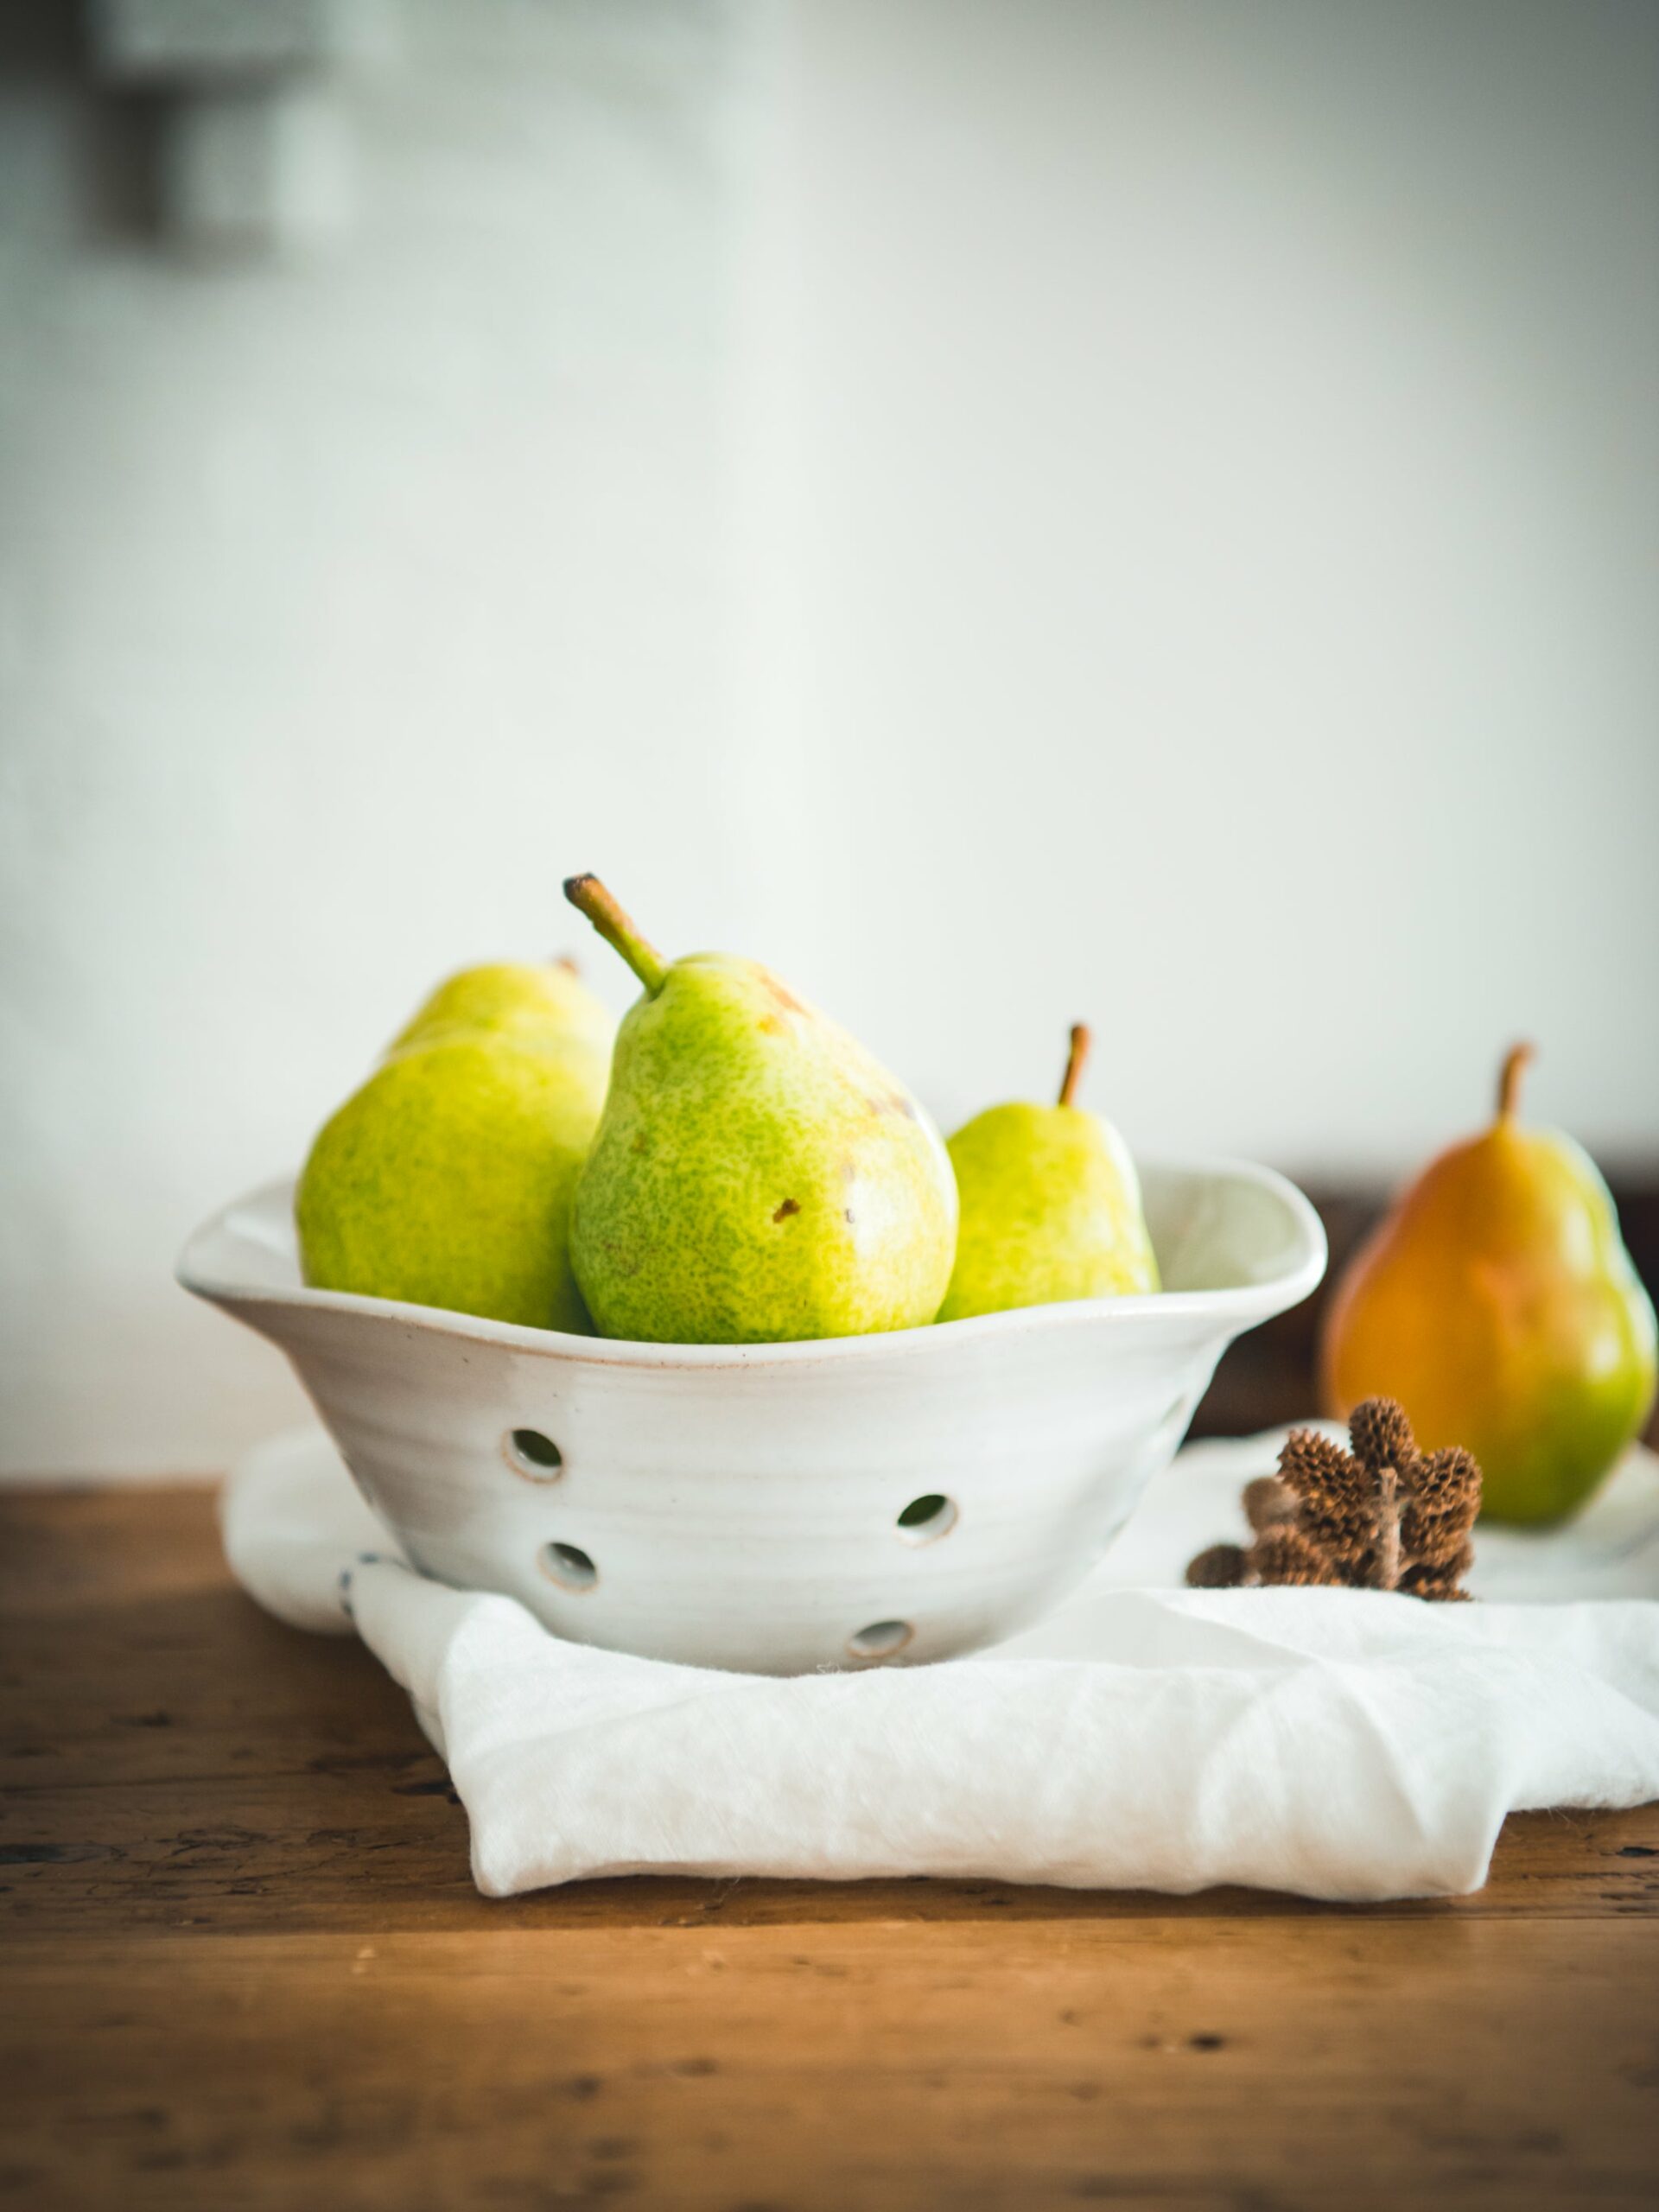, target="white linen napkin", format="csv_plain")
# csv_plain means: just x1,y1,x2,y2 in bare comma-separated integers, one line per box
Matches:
221,1424,1659,1902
